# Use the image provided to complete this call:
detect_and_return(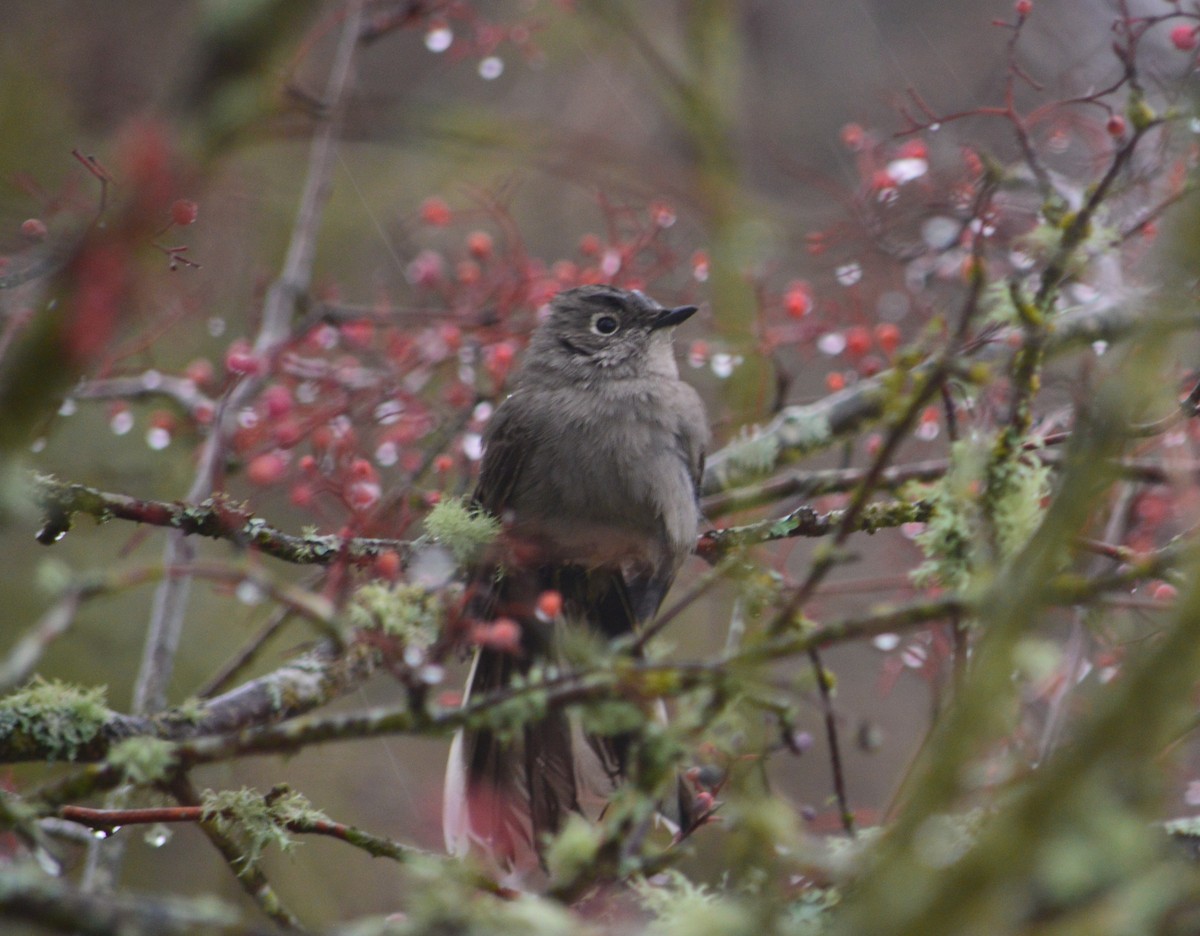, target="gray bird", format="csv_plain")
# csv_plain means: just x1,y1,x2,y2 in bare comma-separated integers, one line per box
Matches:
443,284,709,883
